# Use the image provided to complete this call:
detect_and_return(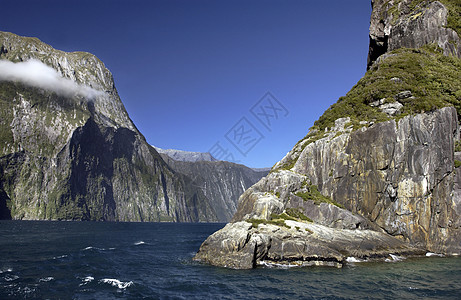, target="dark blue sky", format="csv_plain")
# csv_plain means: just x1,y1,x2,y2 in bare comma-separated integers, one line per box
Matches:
1,0,371,168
